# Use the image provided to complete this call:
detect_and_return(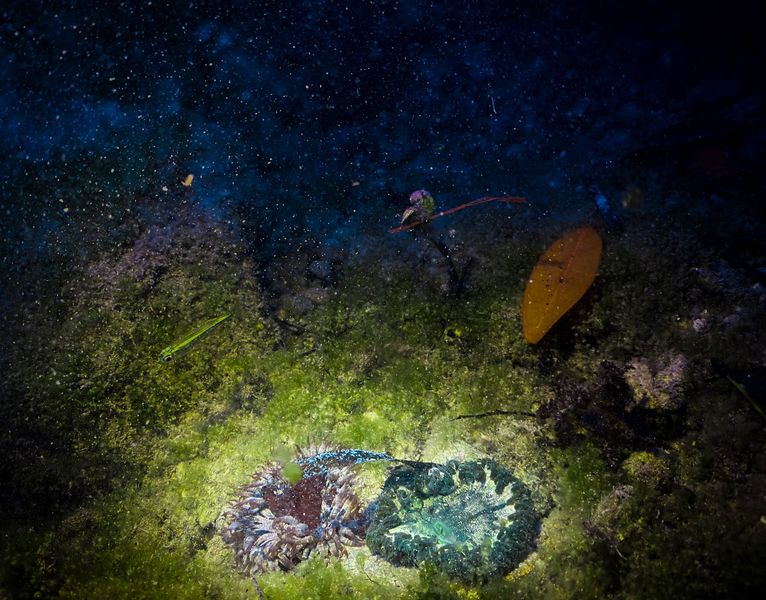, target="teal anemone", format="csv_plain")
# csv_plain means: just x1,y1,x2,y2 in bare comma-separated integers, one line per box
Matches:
366,459,539,583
